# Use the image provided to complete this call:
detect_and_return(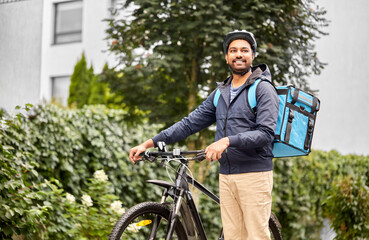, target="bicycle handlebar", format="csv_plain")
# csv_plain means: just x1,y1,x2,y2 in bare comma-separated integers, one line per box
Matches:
139,149,206,162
